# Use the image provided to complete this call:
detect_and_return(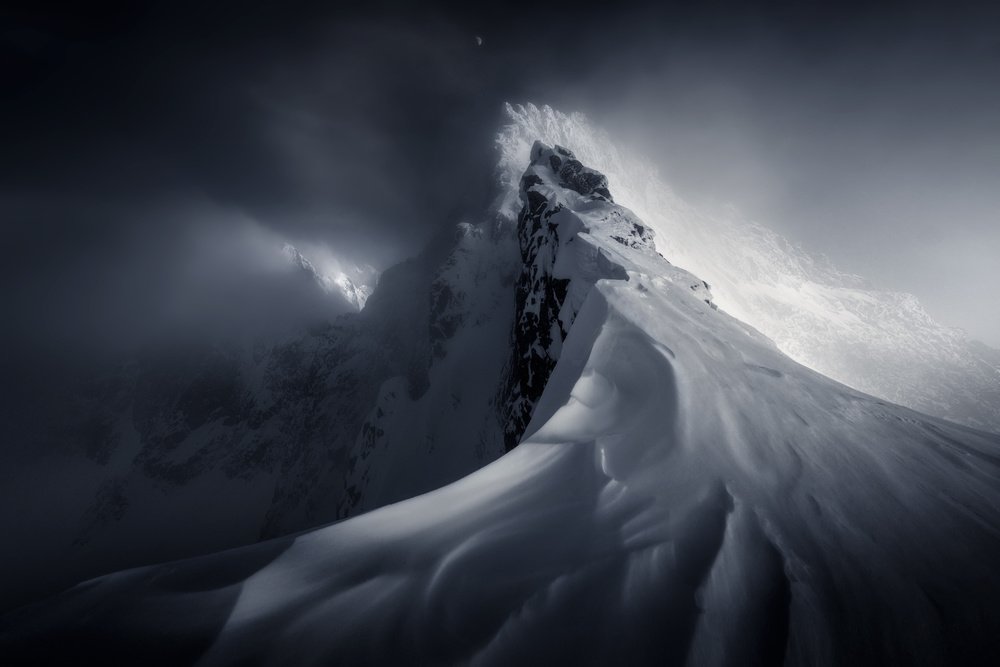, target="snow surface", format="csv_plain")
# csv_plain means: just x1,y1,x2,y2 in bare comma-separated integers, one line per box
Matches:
4,142,1000,665
496,104,1000,434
